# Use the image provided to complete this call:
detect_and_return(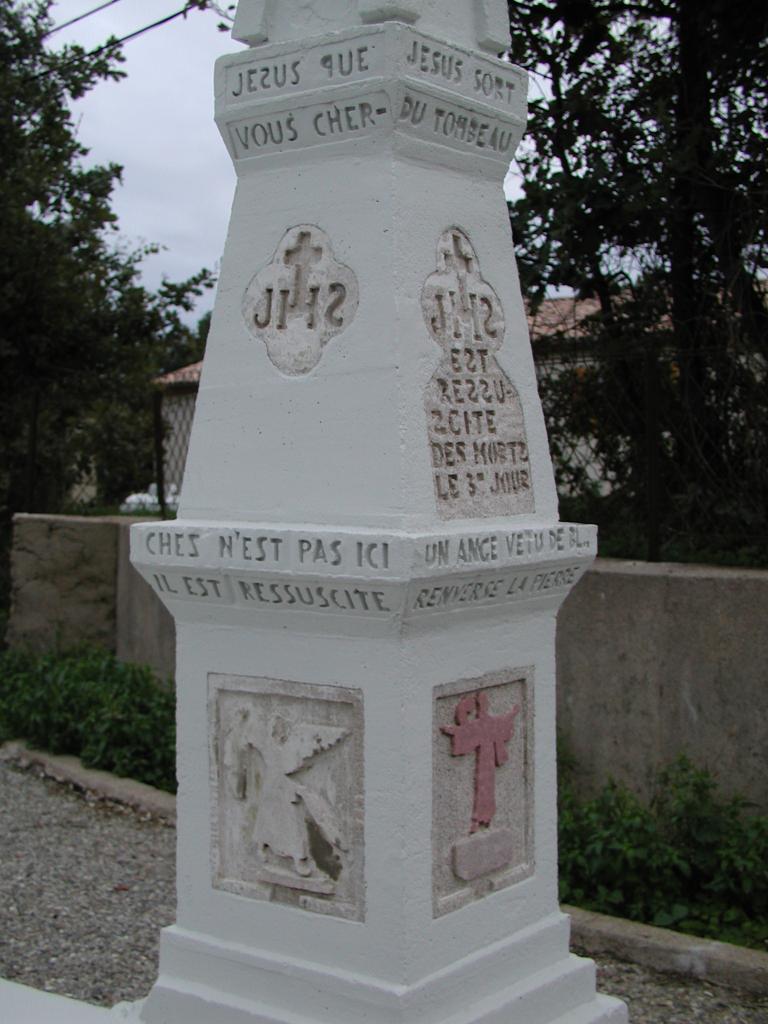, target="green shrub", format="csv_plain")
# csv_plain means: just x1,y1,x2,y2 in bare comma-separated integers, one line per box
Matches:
0,647,175,792
559,756,768,951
